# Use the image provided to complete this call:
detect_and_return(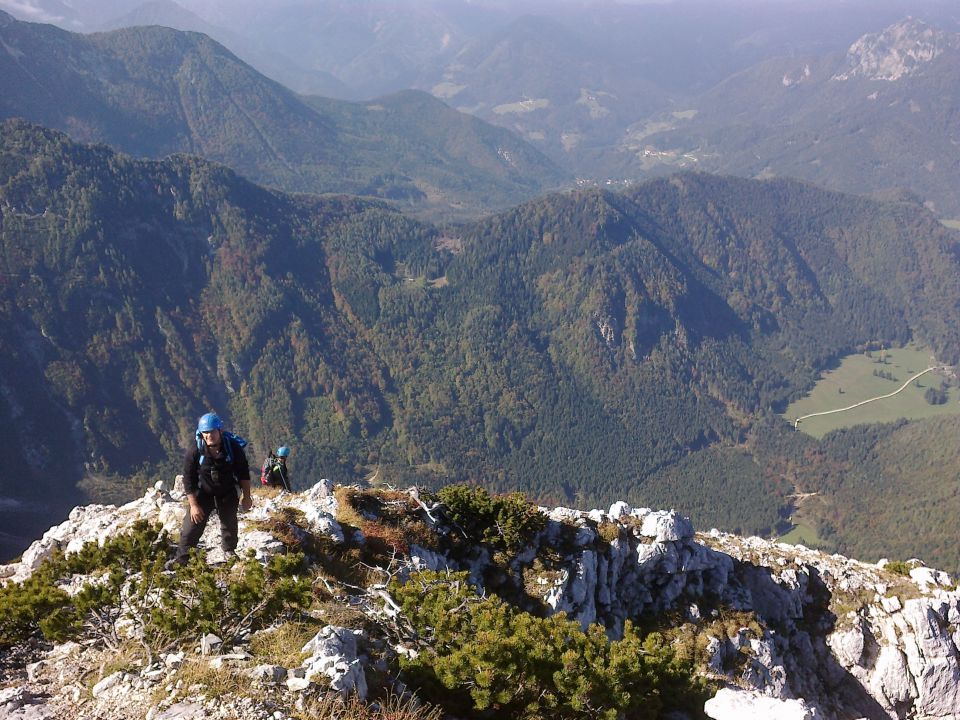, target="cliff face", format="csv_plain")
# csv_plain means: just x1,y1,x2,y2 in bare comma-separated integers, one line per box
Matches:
526,505,960,720
832,18,960,82
2,481,959,720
